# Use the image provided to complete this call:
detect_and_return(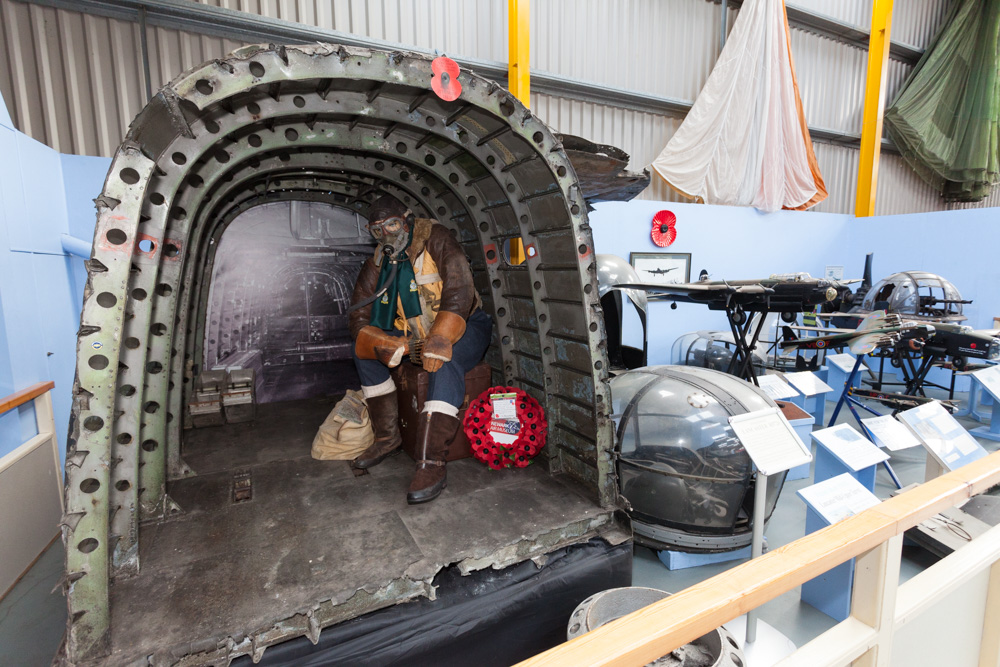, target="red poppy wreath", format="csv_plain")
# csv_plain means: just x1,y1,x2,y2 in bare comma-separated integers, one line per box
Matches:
463,386,547,469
